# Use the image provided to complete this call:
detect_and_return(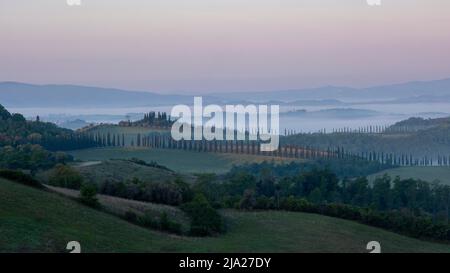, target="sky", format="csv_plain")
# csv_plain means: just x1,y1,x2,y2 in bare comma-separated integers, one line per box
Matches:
1,0,450,94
